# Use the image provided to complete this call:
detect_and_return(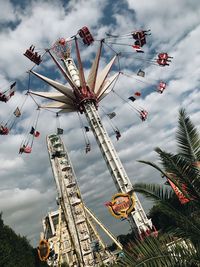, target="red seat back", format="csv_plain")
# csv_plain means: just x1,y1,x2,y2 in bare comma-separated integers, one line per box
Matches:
24,146,32,153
